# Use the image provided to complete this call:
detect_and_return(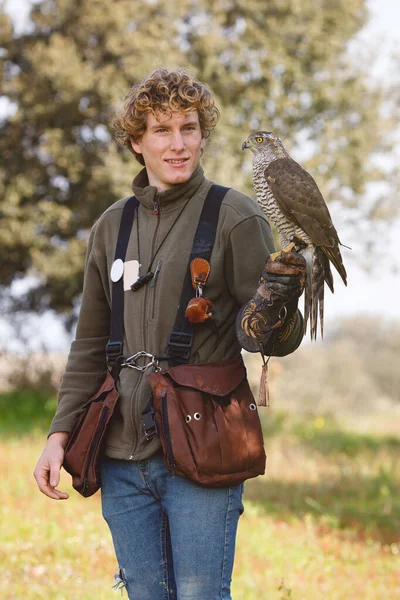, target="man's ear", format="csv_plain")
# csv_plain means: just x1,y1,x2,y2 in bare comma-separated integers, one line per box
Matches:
200,137,206,151
130,137,142,154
